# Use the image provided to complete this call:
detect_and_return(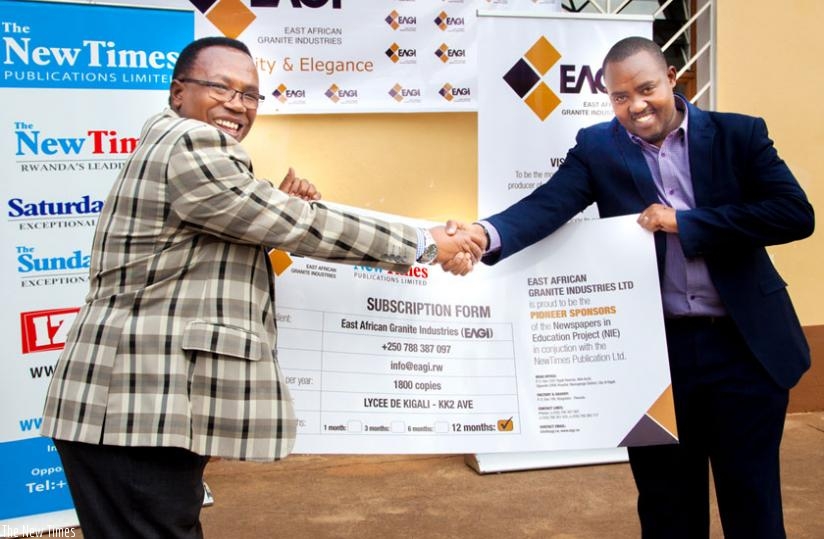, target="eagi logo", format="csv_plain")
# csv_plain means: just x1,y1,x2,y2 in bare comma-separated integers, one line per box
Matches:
388,83,421,103
434,43,466,64
438,83,471,103
325,83,358,104
503,36,608,121
272,83,306,104
385,10,416,31
433,11,465,32
190,0,342,39
385,43,417,64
